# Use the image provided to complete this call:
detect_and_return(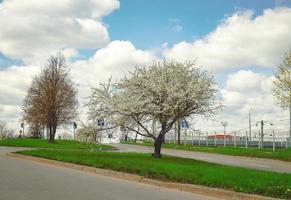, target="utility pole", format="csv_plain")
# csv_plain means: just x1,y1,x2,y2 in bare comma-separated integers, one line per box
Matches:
221,122,228,147
177,120,181,145
249,108,252,141
260,120,264,149
256,120,273,149
272,130,275,152
245,130,248,148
